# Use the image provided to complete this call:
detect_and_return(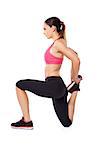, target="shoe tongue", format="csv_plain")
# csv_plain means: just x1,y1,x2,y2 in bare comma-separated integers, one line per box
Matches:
21,117,31,123
22,117,24,120
19,117,24,122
